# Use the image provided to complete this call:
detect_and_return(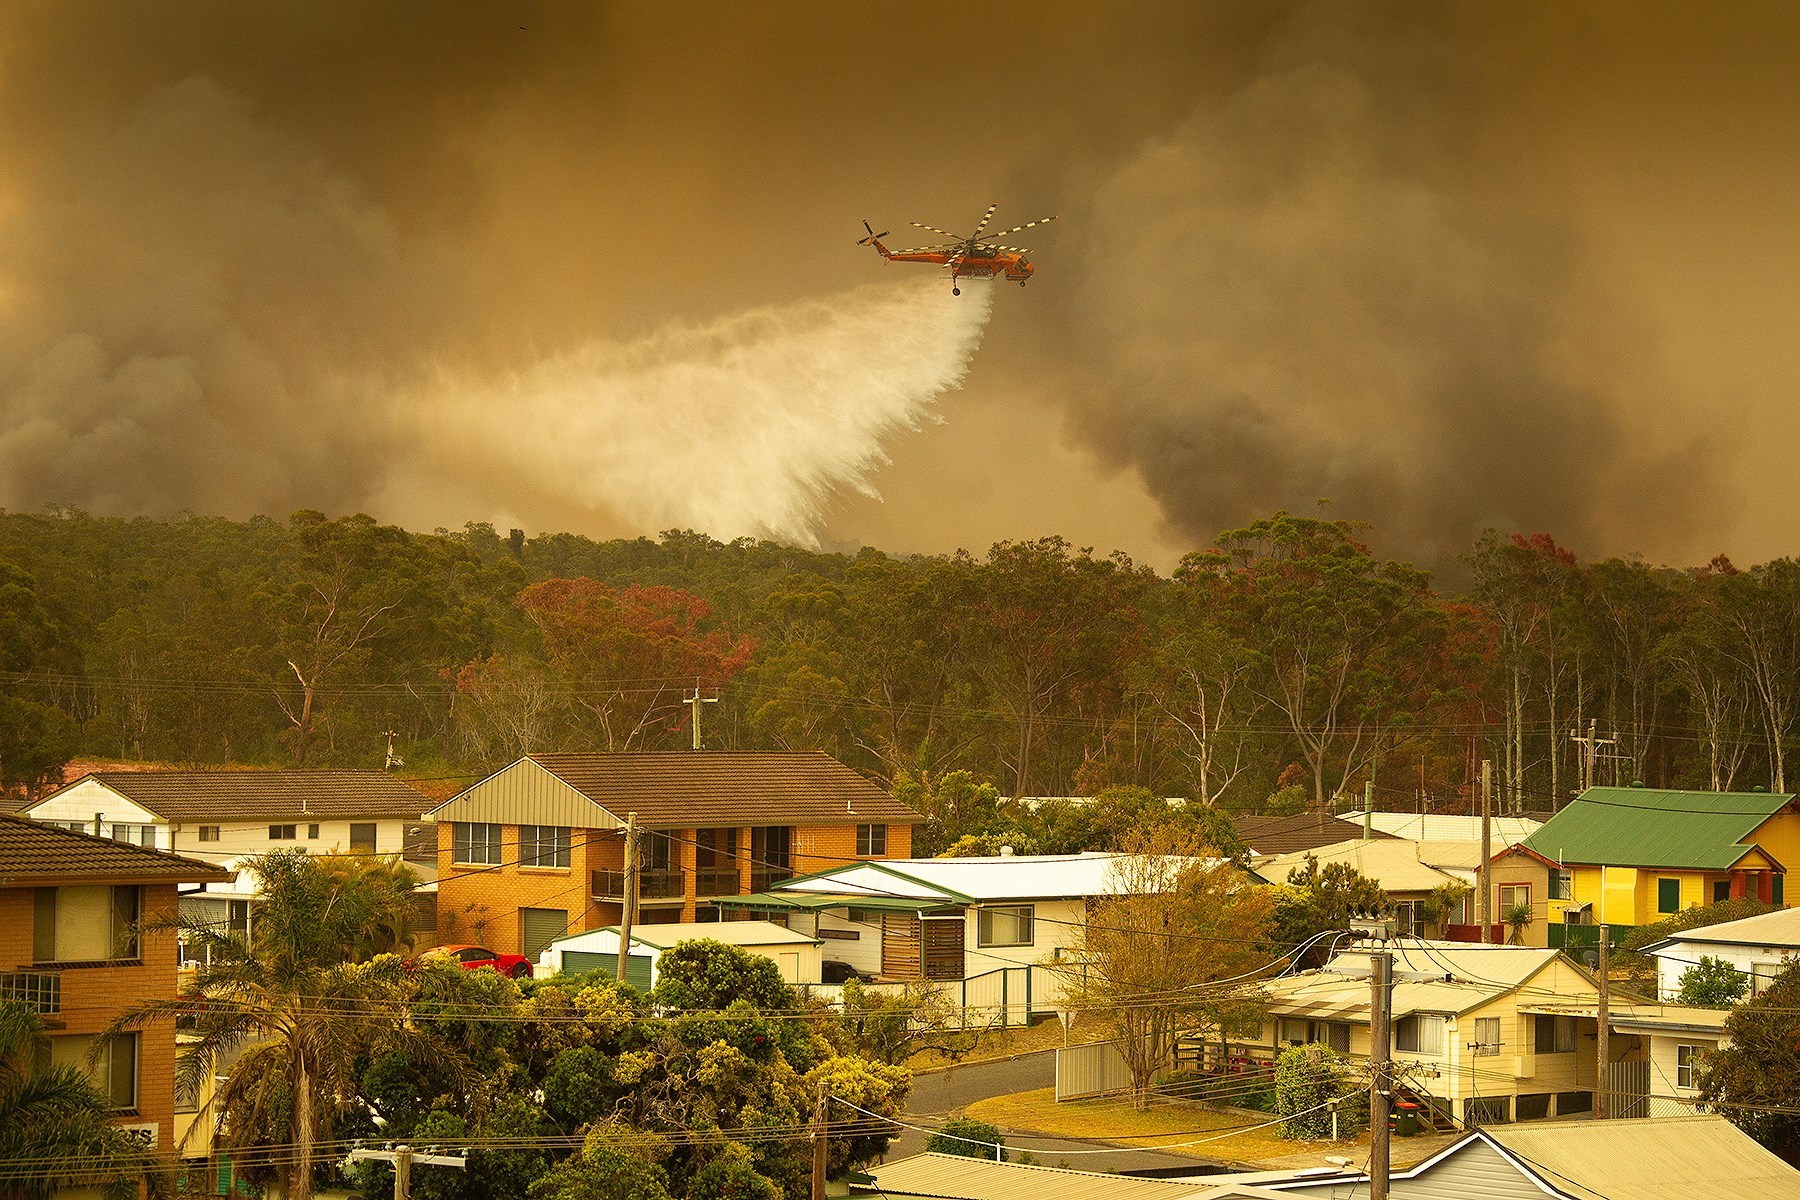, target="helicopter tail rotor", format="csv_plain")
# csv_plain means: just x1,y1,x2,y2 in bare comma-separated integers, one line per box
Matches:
857,220,892,246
